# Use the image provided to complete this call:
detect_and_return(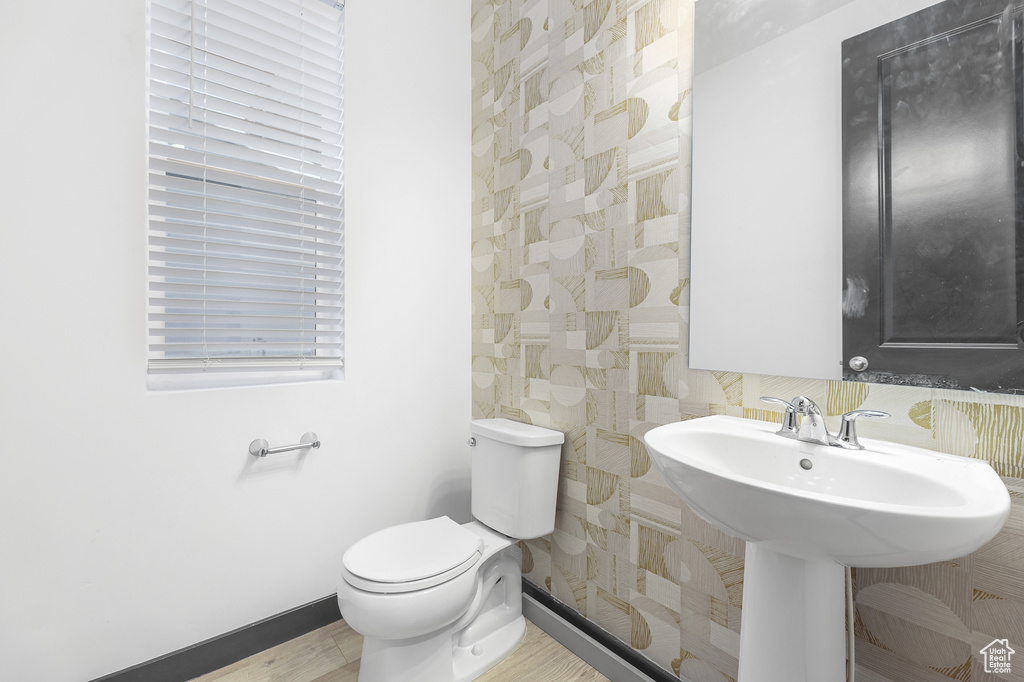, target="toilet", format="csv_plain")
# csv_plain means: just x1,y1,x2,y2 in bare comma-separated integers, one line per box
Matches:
336,418,565,682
